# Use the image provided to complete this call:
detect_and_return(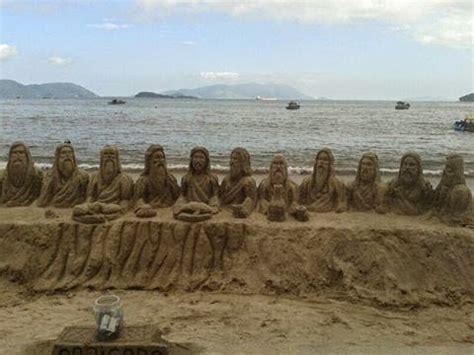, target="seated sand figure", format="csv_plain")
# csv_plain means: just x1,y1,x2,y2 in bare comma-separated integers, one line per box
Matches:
299,148,347,213
173,146,219,222
73,145,134,223
219,147,257,218
0,142,43,207
258,154,307,222
387,152,433,215
347,152,387,213
133,144,180,218
432,154,473,225
37,143,89,208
